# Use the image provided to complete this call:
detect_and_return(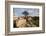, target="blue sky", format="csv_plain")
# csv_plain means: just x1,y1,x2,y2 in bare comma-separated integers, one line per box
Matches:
13,8,39,16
